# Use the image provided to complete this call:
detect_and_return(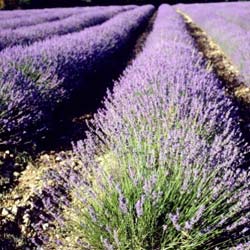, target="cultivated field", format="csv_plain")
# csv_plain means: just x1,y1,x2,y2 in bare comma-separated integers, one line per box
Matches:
0,3,250,249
